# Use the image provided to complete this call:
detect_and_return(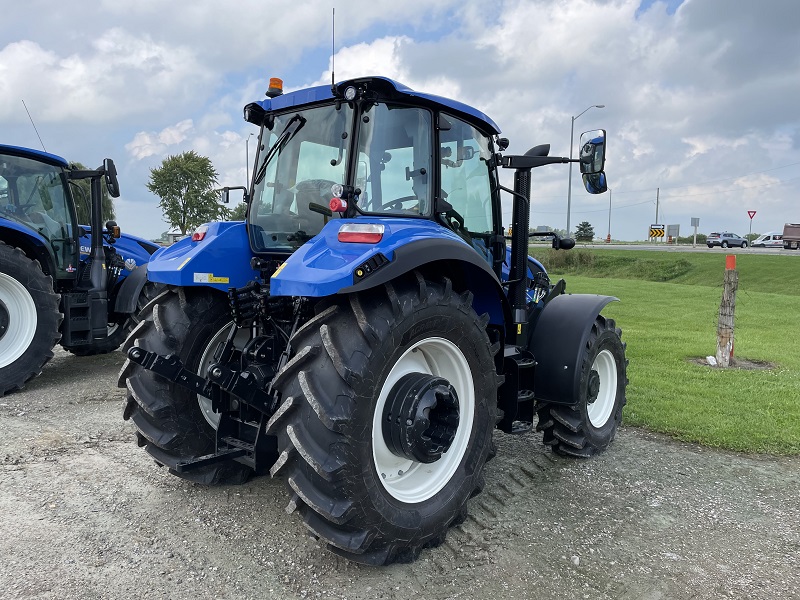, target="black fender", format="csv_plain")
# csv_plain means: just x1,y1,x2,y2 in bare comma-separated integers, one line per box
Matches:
339,237,512,328
113,263,149,315
529,293,618,406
